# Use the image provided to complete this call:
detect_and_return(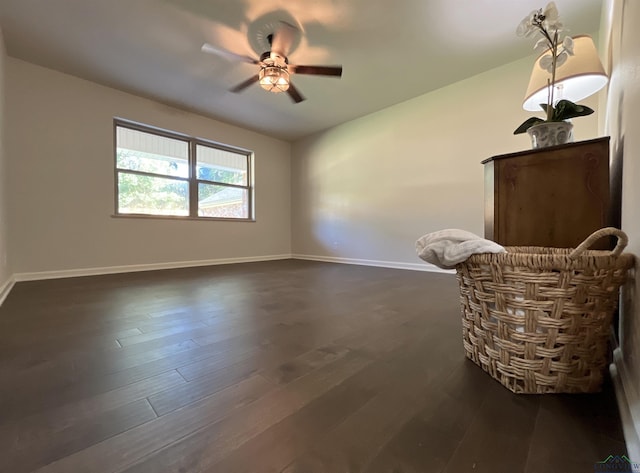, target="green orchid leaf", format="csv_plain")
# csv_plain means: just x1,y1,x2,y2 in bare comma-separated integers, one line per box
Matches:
514,117,546,134
551,100,569,120
540,103,551,113
552,100,595,121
